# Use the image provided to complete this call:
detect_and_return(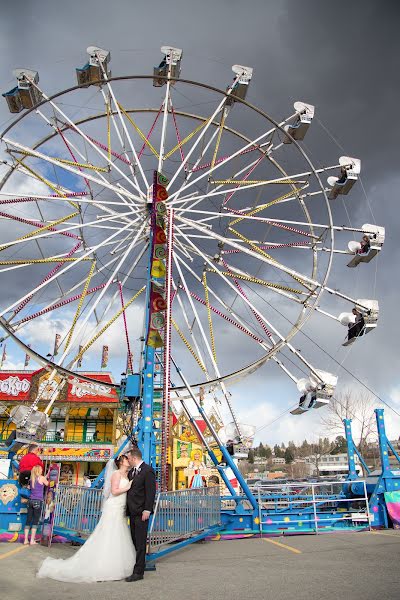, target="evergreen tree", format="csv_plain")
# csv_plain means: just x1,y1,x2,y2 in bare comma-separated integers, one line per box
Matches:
264,445,272,459
284,447,295,464
273,444,283,458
